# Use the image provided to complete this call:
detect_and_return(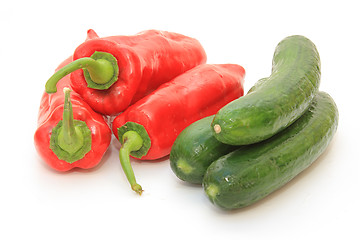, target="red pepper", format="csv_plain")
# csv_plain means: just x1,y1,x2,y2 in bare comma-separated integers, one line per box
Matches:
45,29,207,116
111,64,245,194
34,57,112,171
